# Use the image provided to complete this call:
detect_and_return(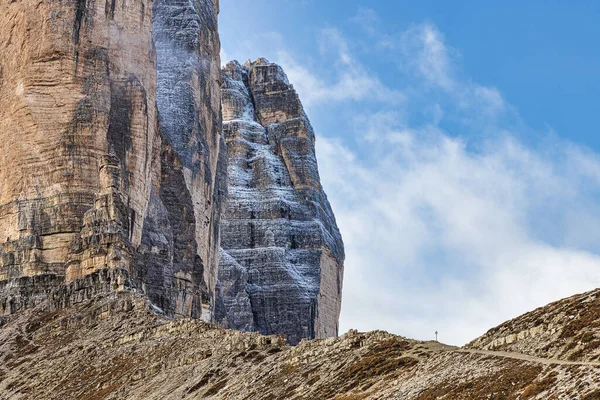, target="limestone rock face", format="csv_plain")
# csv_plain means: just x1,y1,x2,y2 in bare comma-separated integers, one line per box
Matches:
136,0,225,320
0,0,224,319
0,268,131,317
216,59,345,344
0,0,158,281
